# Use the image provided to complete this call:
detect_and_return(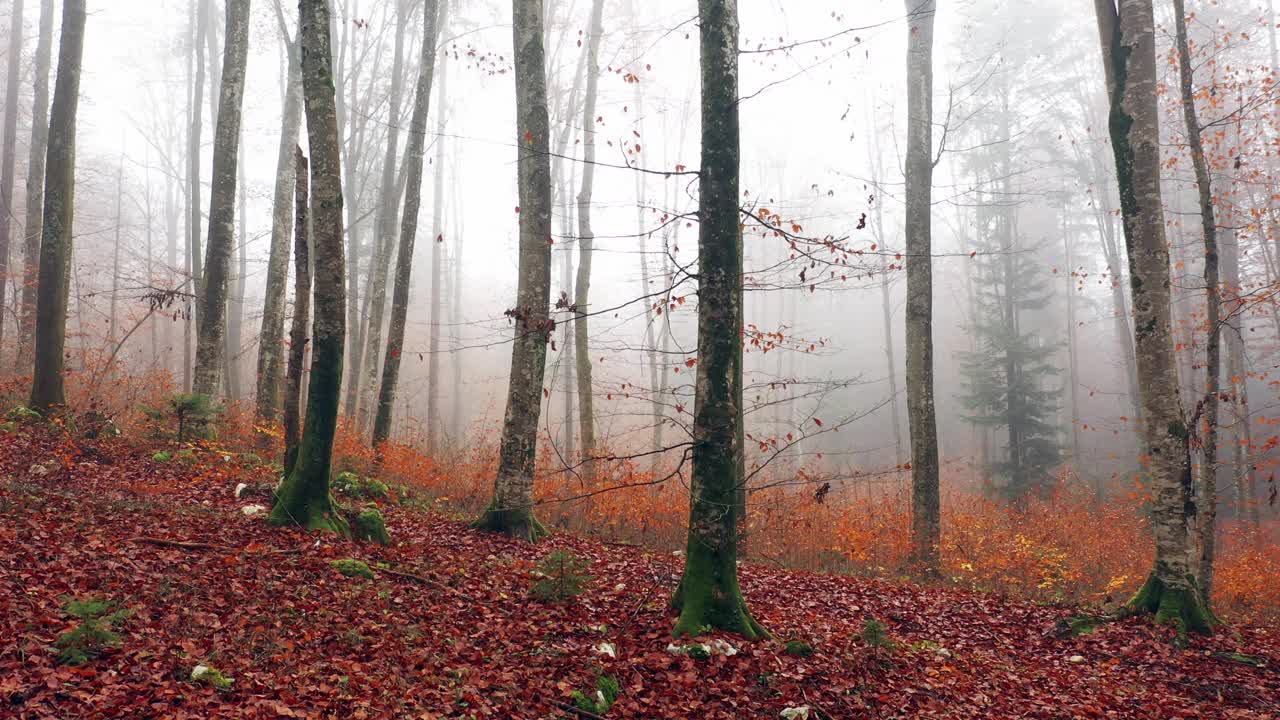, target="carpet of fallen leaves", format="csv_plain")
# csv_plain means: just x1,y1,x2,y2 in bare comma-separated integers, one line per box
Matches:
1,426,1277,719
